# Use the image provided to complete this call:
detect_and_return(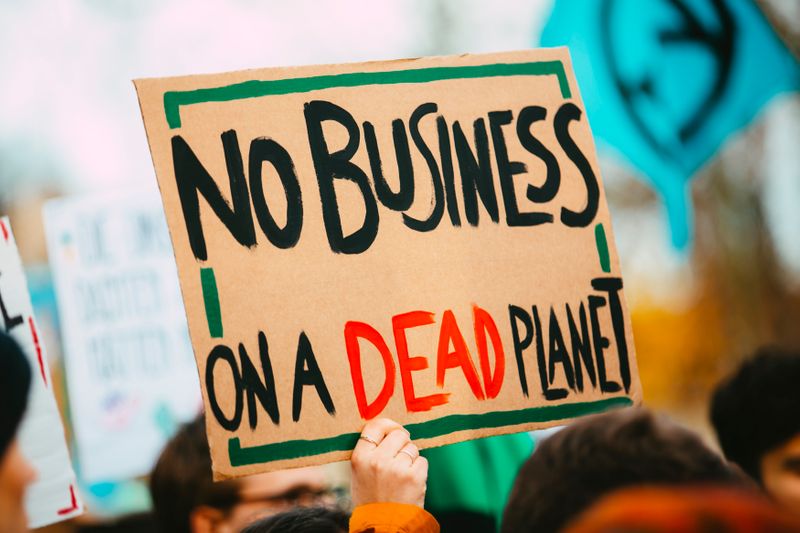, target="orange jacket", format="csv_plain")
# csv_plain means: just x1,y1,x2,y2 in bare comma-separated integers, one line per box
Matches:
350,502,440,533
